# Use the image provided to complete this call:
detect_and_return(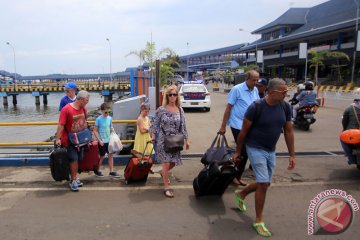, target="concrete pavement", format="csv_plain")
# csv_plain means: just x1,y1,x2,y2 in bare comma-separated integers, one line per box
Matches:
1,89,360,239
